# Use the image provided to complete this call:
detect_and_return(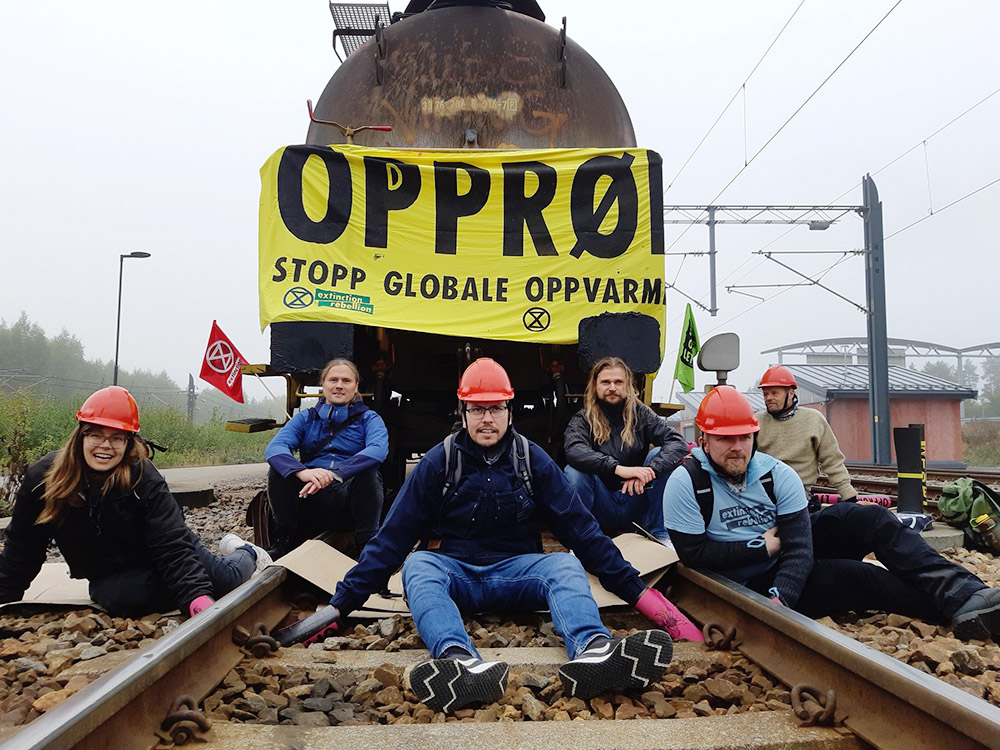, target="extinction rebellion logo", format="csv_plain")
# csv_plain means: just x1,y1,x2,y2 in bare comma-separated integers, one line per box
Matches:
283,287,313,309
